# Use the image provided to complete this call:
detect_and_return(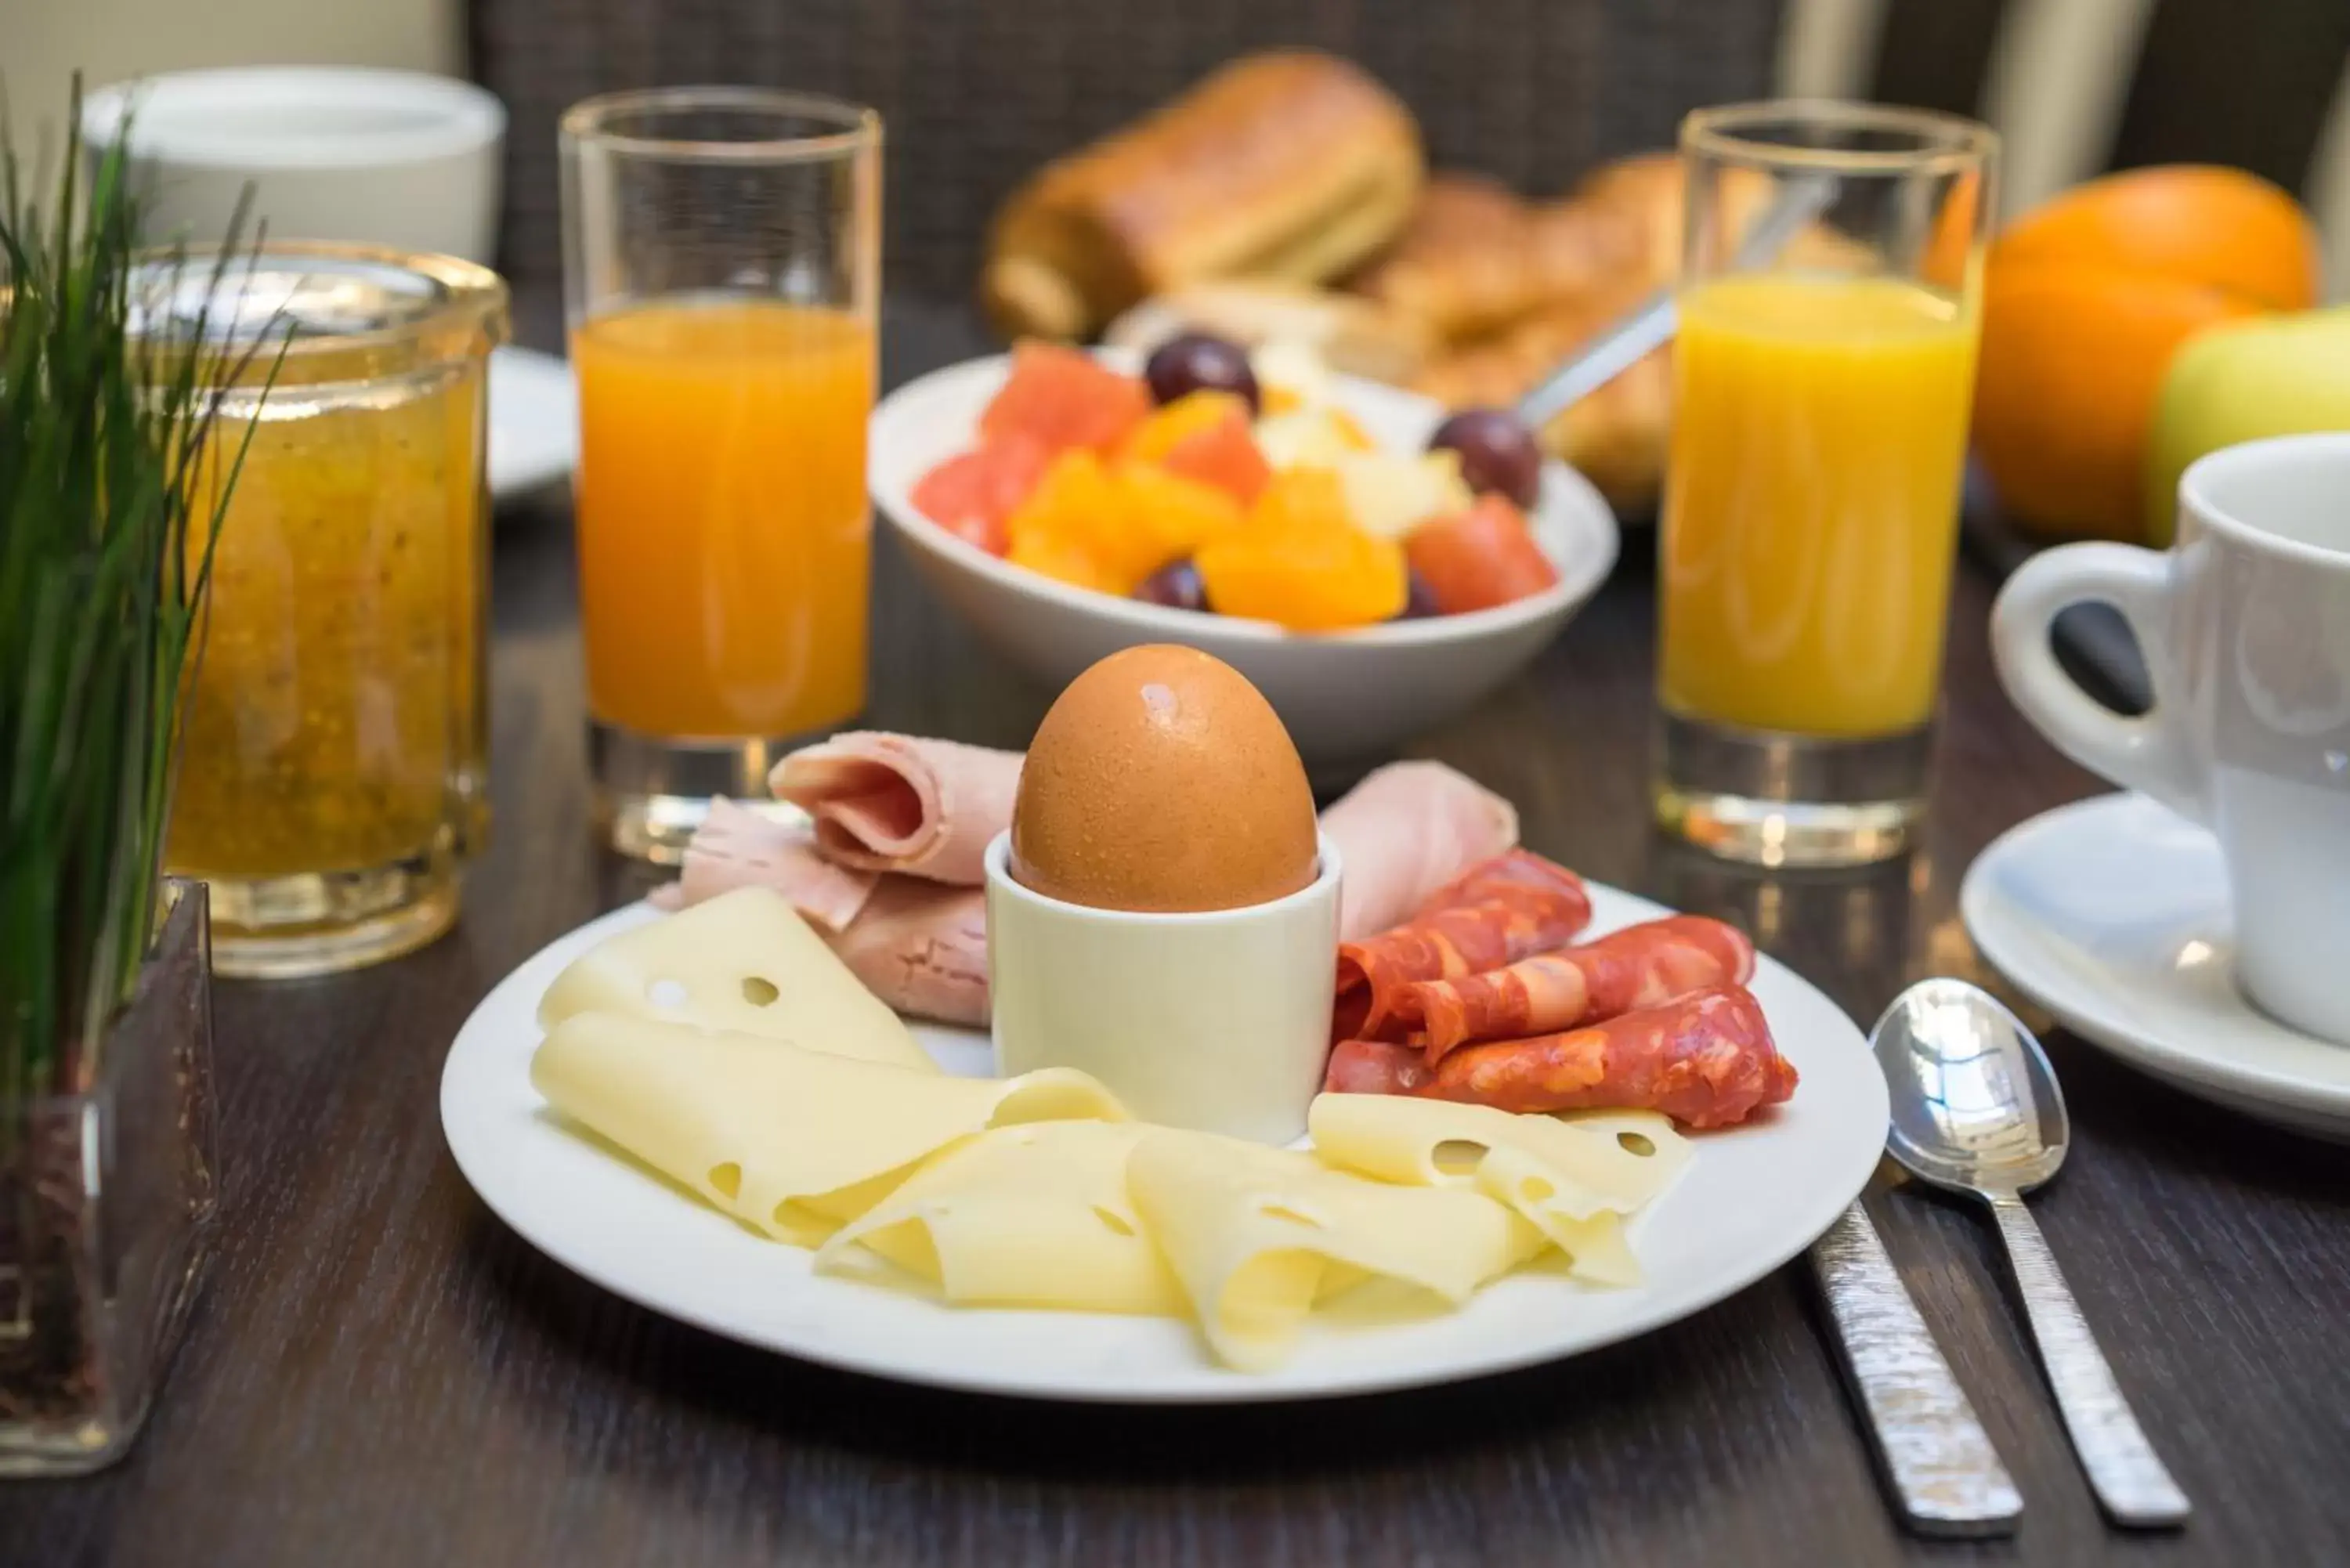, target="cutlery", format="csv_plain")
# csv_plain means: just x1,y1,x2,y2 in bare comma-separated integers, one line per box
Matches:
1806,1201,2024,1535
1872,977,2193,1527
